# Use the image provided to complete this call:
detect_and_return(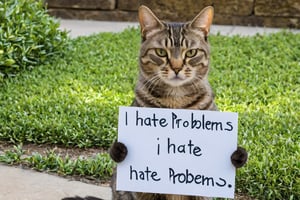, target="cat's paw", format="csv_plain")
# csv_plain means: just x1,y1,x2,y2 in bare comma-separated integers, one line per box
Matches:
109,141,128,163
231,146,248,168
